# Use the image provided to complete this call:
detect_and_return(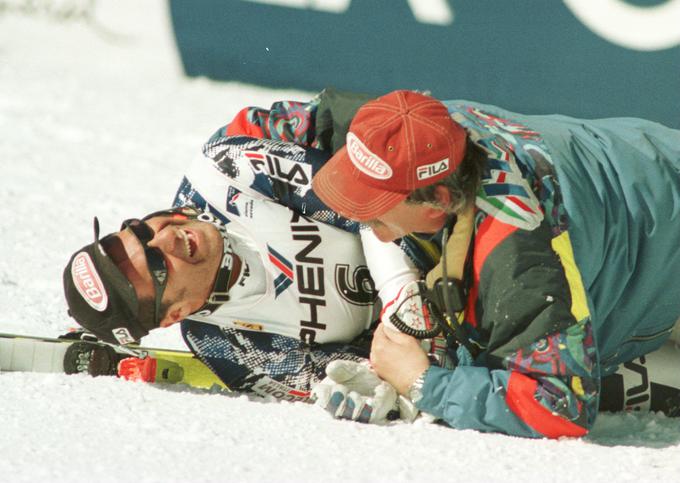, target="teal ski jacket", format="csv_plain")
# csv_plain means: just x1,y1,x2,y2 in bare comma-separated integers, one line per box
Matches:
414,100,680,438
